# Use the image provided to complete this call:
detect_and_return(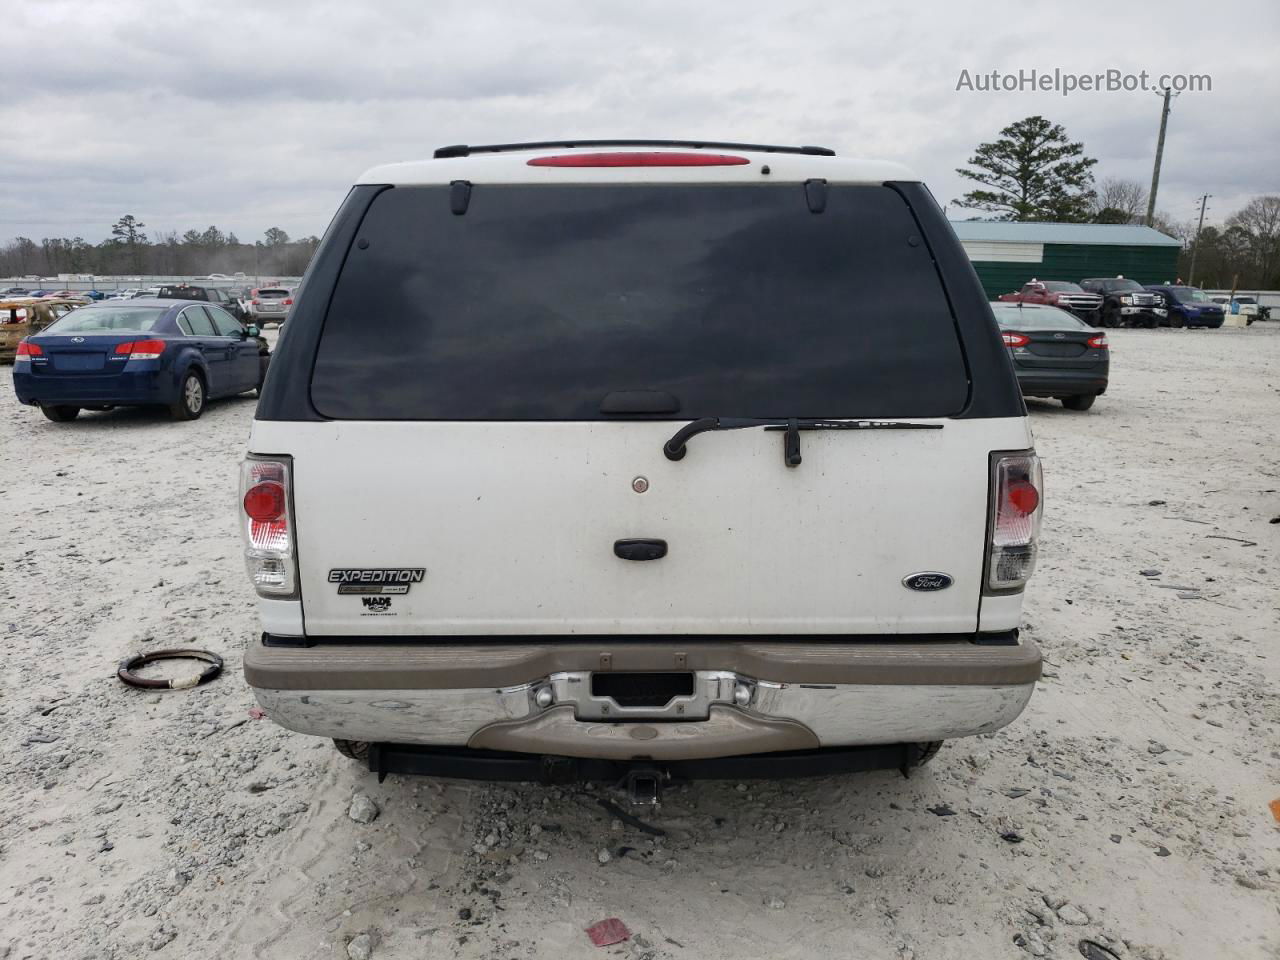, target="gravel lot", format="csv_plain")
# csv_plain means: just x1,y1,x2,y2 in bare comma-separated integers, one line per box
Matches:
2,325,1278,960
